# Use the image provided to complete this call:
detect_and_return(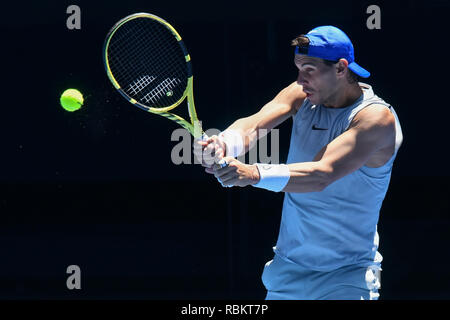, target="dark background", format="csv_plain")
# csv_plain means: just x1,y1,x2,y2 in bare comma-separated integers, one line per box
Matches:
0,0,449,299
